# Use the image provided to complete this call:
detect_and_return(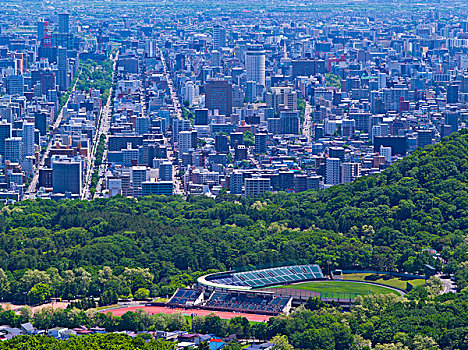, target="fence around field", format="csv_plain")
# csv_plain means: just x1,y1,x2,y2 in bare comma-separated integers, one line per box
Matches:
259,287,362,300
342,270,425,280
